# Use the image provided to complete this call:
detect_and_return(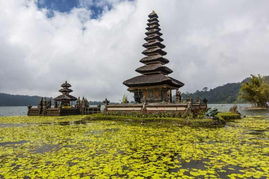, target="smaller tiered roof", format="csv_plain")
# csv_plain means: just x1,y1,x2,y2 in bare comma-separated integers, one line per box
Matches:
54,81,77,103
